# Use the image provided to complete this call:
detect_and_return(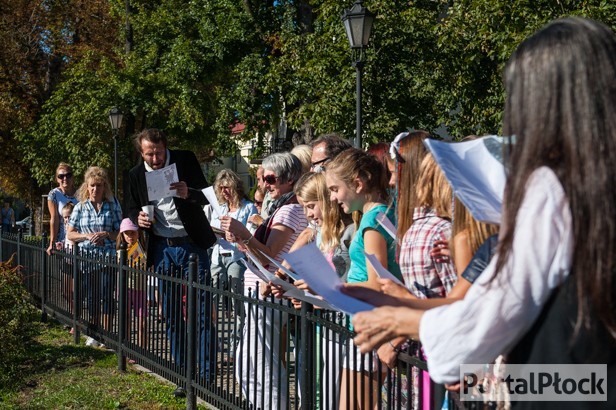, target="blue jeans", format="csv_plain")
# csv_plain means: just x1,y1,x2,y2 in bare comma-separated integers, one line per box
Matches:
152,239,215,380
